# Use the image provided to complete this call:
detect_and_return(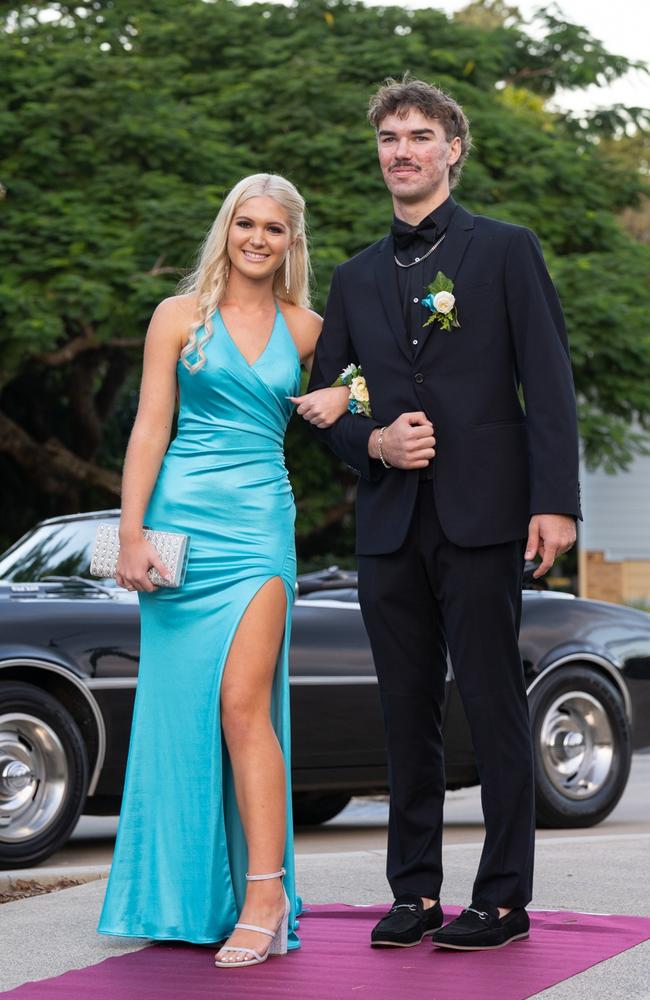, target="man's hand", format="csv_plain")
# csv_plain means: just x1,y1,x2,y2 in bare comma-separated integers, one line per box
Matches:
525,514,576,578
369,412,435,469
